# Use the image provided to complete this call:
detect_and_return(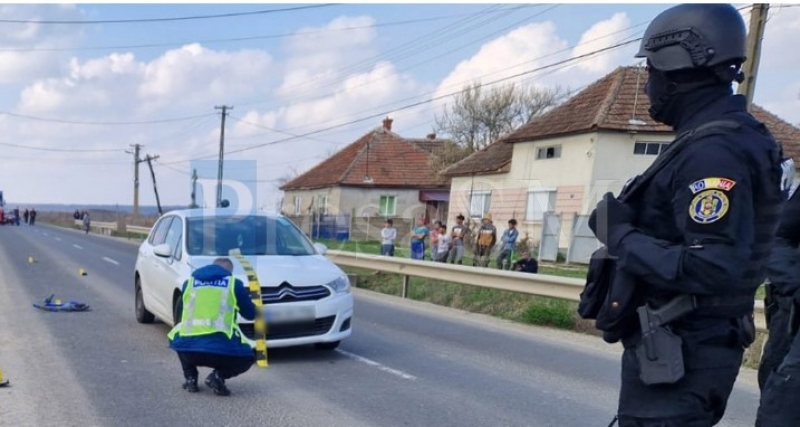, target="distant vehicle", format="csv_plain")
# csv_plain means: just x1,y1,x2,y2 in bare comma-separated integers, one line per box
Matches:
133,209,353,350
